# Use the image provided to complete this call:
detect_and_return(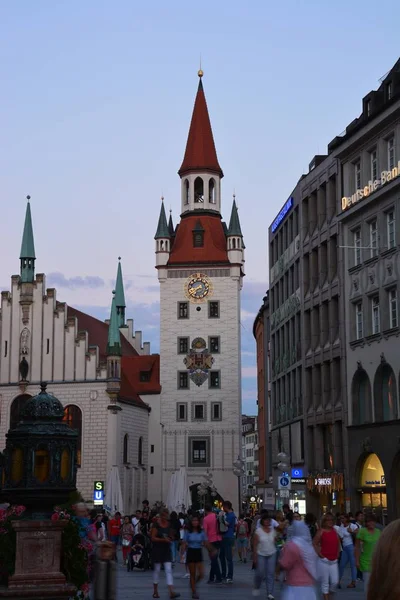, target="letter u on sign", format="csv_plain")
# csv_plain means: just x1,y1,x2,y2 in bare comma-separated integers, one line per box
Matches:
94,490,103,501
